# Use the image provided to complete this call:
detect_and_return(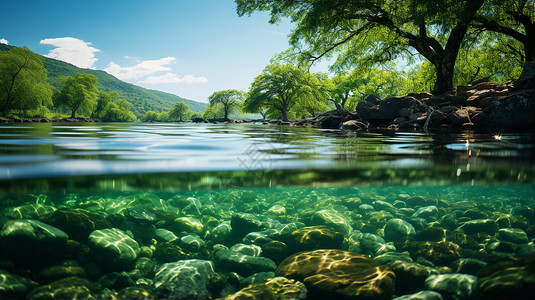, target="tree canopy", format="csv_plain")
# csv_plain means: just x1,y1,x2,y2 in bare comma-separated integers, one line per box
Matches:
237,0,485,95
243,64,327,121
168,101,192,121
0,47,52,117
208,89,244,120
54,73,99,118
